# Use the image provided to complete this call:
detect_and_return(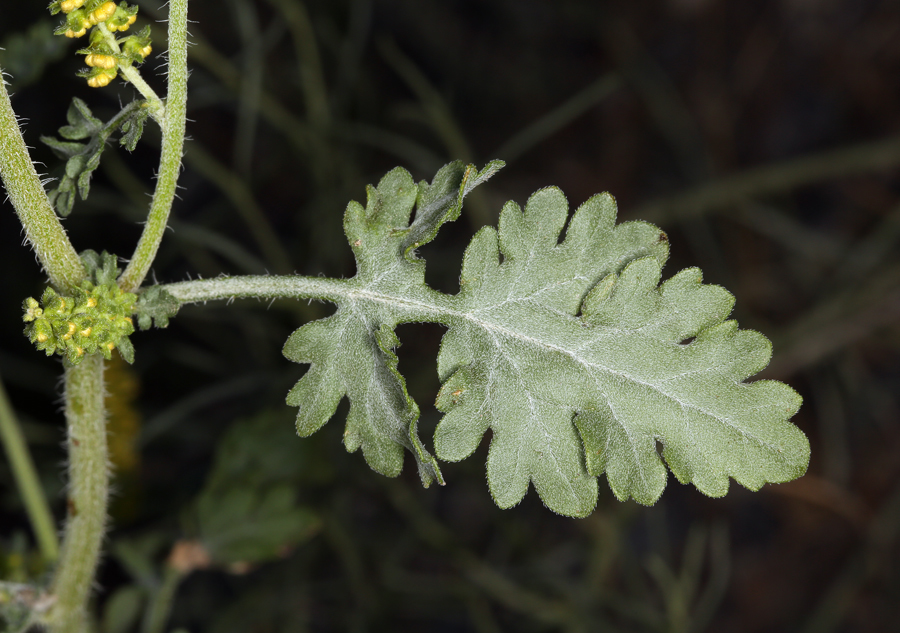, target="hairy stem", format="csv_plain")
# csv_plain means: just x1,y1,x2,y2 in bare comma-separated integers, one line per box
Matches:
162,275,349,304
0,70,85,293
119,0,189,292
163,275,347,303
0,375,59,562
160,274,457,322
45,355,108,633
